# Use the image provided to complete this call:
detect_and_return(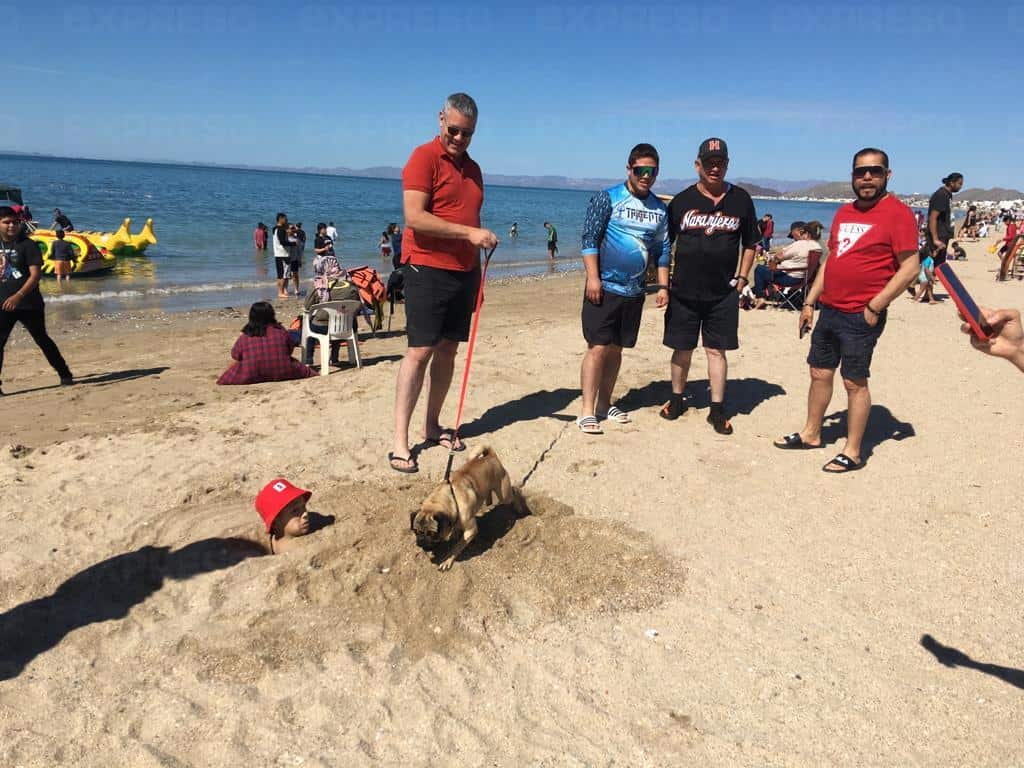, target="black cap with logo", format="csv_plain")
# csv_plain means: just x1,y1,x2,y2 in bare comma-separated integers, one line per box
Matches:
698,137,729,161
